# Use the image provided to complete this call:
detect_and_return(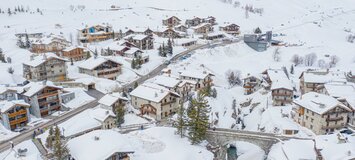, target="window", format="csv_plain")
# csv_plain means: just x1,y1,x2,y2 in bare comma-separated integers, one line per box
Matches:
311,118,314,123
